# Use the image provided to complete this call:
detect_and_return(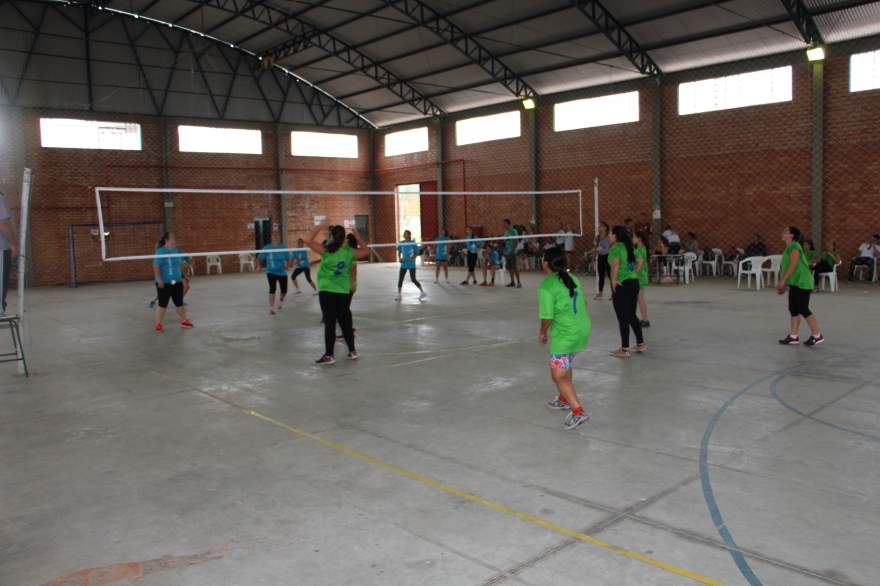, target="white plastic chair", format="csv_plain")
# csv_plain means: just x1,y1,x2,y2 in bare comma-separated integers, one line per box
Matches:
239,253,256,272
206,255,222,274
737,256,765,290
819,260,842,292
701,248,722,276
672,252,697,284
762,255,782,287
